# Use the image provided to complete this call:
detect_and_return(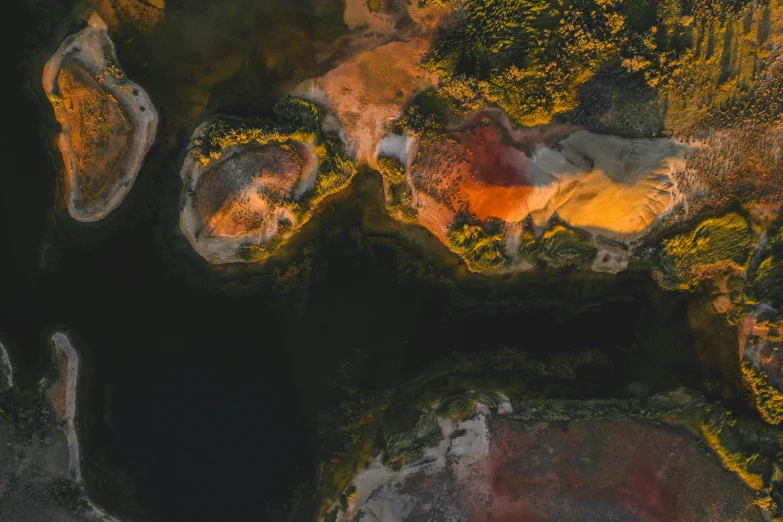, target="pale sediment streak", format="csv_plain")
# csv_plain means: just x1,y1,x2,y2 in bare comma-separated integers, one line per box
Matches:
51,331,81,481
50,331,121,522
0,339,13,390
